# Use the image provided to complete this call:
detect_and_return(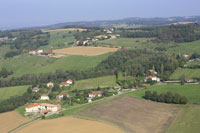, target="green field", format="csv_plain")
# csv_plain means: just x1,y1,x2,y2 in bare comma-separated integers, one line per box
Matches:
97,38,156,49
72,75,116,90
0,53,111,77
168,106,200,133
170,68,200,79
0,45,11,59
0,85,29,102
40,31,75,50
127,84,200,104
